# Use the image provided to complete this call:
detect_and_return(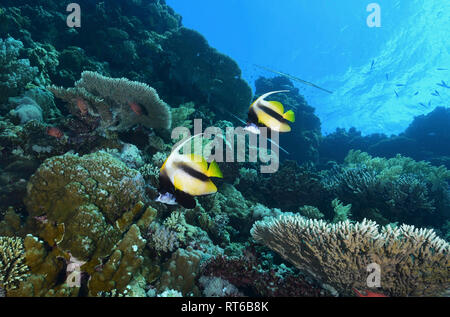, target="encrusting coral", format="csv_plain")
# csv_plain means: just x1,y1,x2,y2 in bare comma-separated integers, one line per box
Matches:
251,214,449,297
158,247,203,296
24,151,148,272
